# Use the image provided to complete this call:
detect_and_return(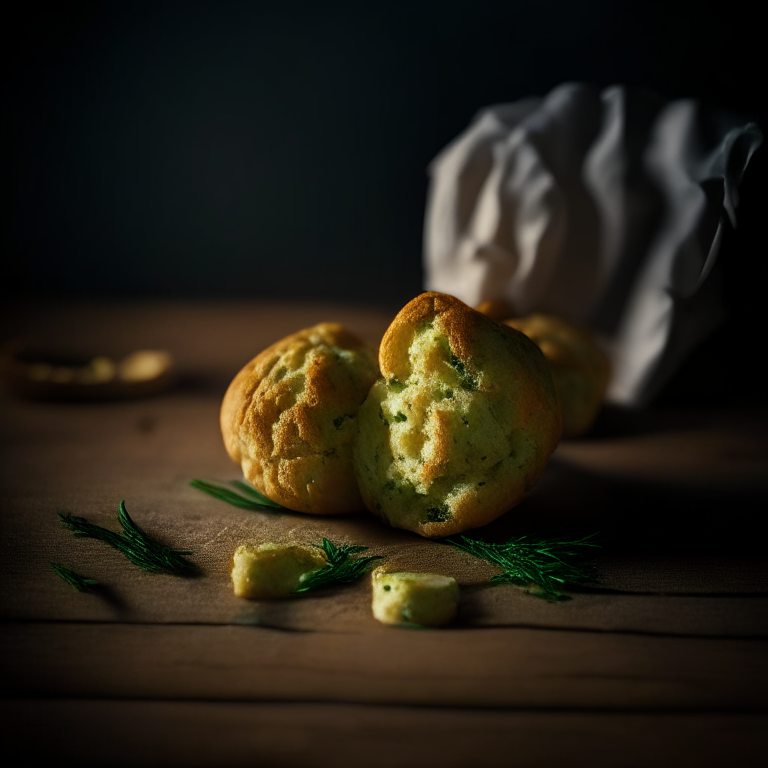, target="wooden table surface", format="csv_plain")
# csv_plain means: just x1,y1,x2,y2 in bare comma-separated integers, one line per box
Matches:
1,300,767,767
